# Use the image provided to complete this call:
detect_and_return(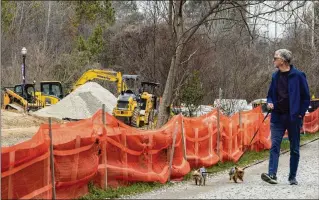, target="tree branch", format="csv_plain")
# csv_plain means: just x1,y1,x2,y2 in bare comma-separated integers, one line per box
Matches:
180,48,199,65
181,0,224,46
231,1,254,41
171,69,191,105
286,2,319,37
250,0,293,17
180,0,298,47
